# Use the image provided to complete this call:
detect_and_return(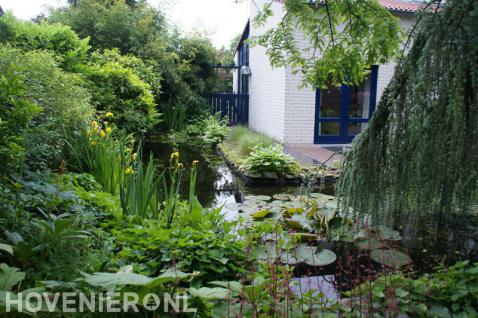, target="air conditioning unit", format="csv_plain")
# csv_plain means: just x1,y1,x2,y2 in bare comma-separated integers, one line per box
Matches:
241,65,251,76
